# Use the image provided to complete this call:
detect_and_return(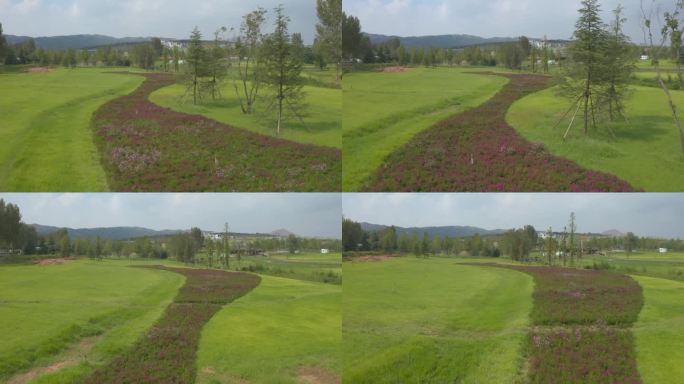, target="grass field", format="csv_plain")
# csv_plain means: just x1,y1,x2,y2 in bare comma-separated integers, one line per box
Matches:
197,275,341,383
342,67,508,190
343,257,533,383
632,275,684,383
507,85,684,191
0,260,184,382
578,252,684,282
0,68,143,191
150,72,341,149
223,252,342,284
